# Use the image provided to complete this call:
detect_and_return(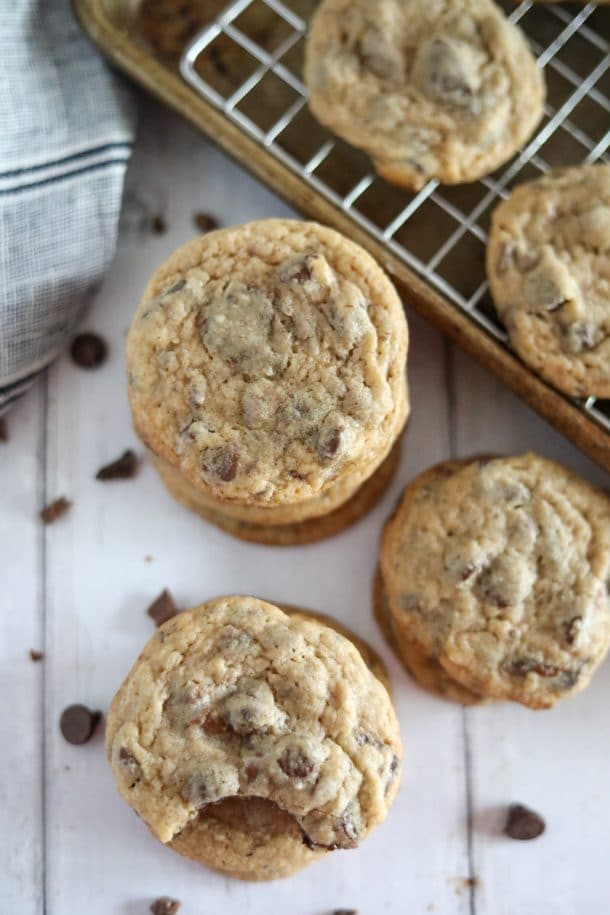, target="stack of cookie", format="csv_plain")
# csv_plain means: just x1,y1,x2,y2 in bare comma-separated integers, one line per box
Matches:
126,219,409,545
106,597,402,880
377,454,610,708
